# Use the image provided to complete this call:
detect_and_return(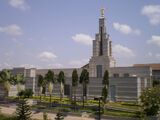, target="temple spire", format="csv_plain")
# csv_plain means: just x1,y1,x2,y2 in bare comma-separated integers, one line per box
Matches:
100,8,105,18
